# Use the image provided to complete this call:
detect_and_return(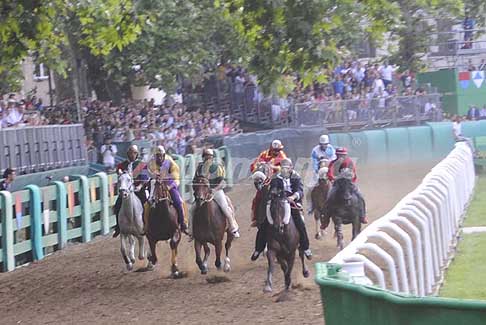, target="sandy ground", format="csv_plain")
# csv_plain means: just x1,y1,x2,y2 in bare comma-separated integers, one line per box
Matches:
0,162,436,325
